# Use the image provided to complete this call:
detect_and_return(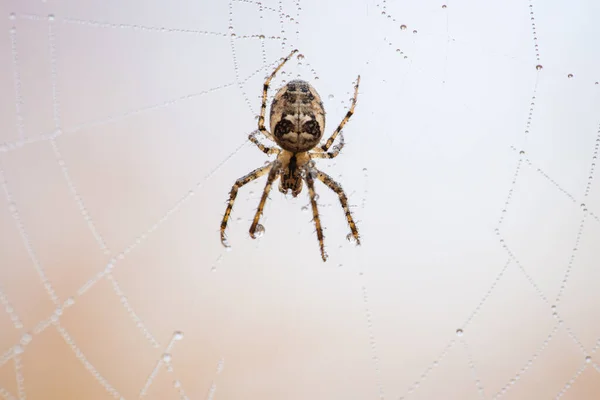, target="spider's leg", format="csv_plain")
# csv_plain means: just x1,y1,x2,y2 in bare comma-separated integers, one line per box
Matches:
221,163,273,247
320,75,360,152
313,168,360,245
305,169,328,262
310,133,345,159
249,130,280,155
249,162,281,239
258,49,298,140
